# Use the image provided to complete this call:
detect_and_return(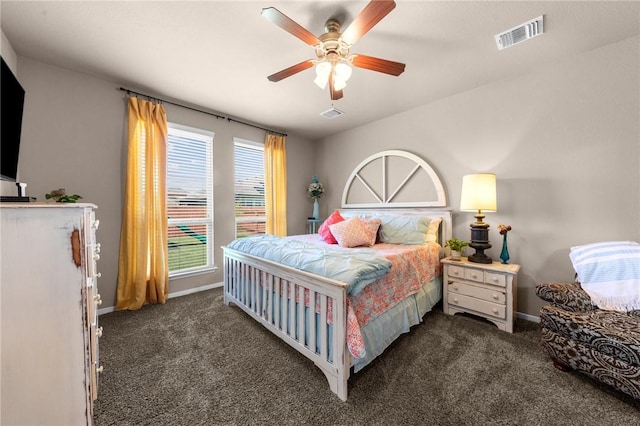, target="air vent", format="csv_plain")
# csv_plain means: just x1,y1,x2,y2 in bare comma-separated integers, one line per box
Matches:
495,15,544,50
320,107,344,119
